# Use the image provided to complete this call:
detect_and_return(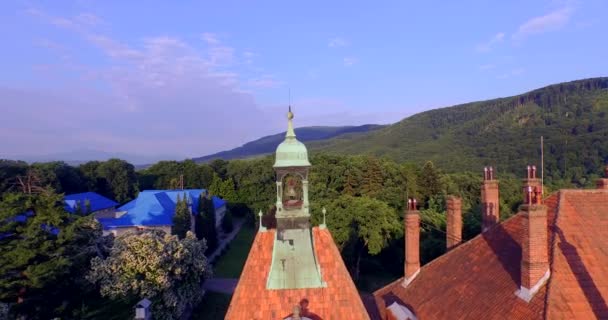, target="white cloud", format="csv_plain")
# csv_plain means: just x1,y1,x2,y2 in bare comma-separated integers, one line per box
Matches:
475,32,505,53
5,9,285,158
512,7,573,41
343,57,358,66
328,37,349,48
198,33,236,67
